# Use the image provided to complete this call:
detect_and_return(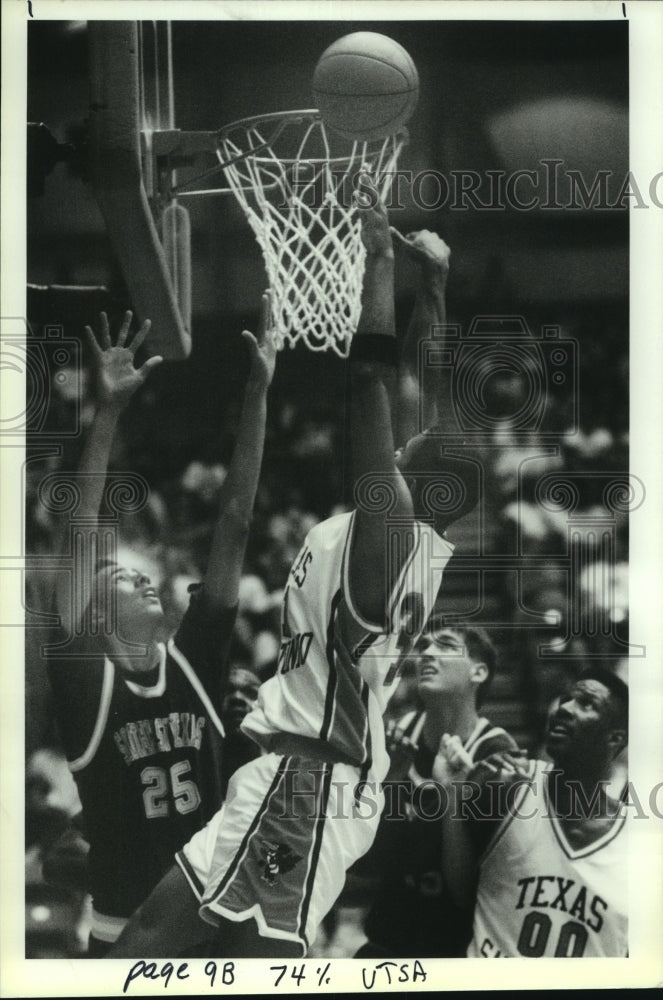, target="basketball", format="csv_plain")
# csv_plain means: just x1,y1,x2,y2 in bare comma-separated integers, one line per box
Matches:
312,32,419,142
